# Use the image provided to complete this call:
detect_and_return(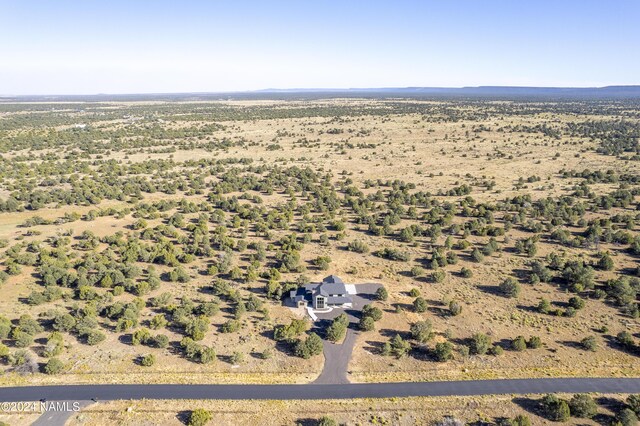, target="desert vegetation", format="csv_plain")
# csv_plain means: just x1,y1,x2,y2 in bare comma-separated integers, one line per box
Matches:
0,97,638,387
